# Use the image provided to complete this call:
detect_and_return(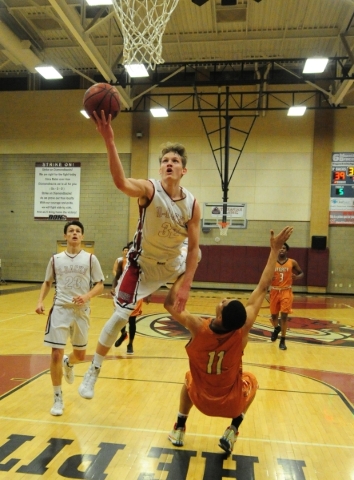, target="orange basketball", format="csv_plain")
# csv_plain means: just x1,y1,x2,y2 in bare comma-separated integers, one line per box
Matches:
83,83,121,120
